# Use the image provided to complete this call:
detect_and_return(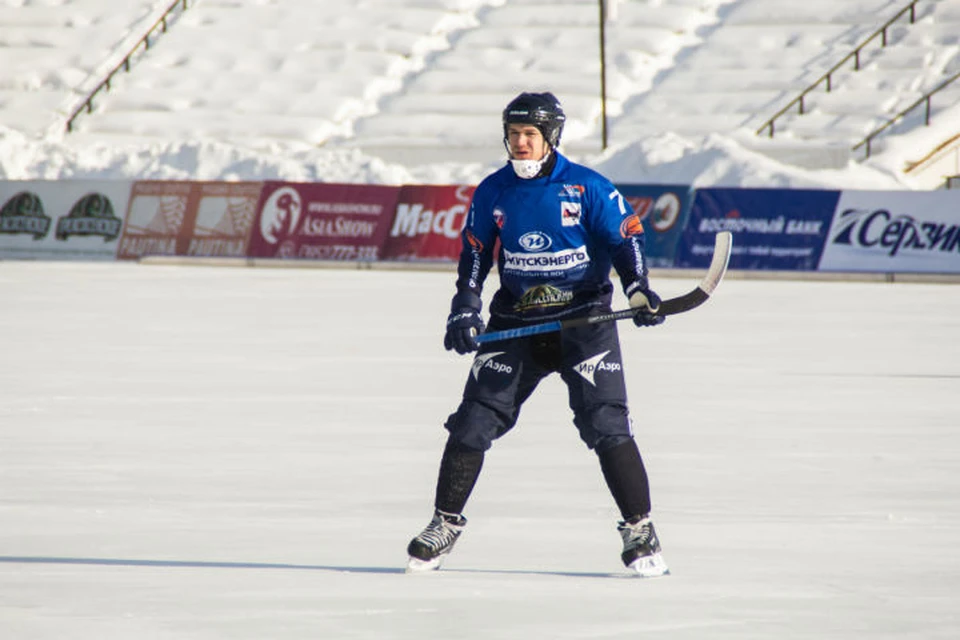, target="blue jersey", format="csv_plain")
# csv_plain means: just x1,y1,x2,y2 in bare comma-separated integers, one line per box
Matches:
455,152,650,323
